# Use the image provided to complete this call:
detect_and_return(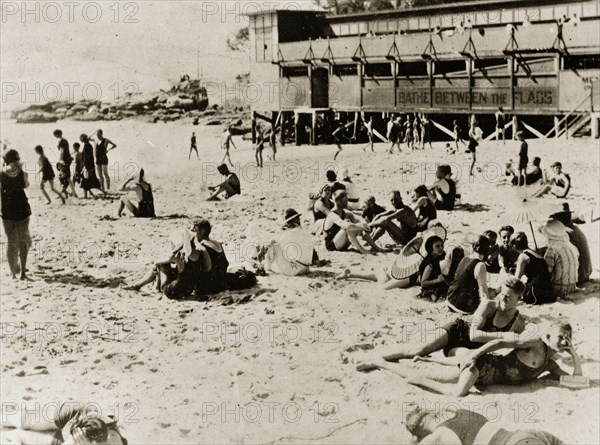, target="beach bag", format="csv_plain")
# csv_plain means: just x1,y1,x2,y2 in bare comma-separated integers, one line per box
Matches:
226,268,257,290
